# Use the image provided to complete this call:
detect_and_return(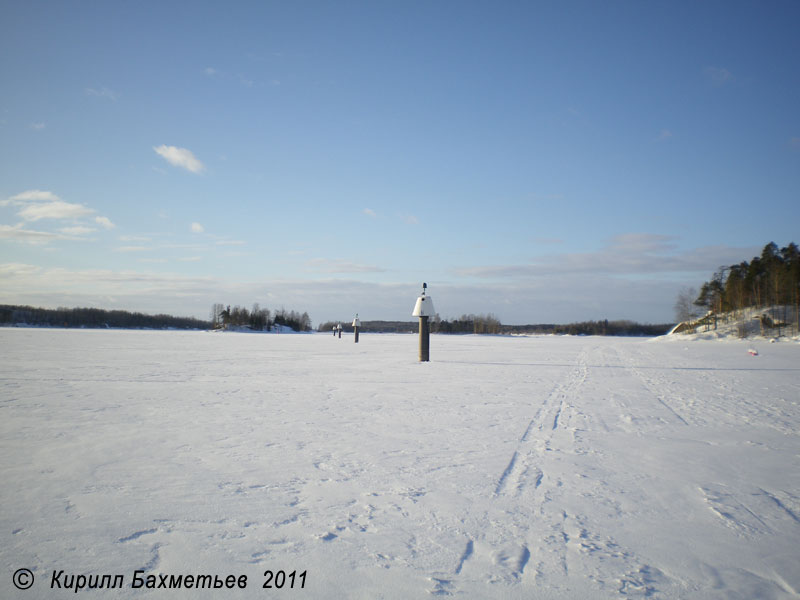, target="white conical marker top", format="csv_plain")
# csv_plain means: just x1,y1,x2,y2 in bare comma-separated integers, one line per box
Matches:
412,294,435,317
